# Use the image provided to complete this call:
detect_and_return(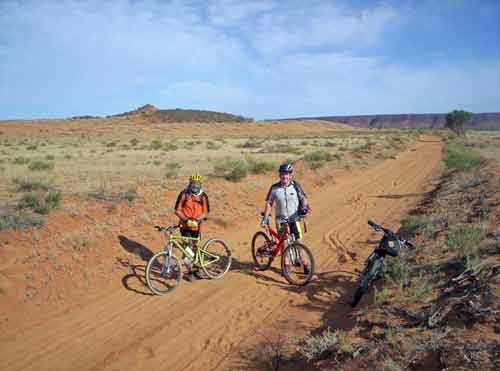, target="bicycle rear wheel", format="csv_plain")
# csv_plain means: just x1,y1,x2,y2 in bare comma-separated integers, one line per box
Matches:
145,251,182,295
200,238,232,279
281,242,315,286
251,231,273,270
